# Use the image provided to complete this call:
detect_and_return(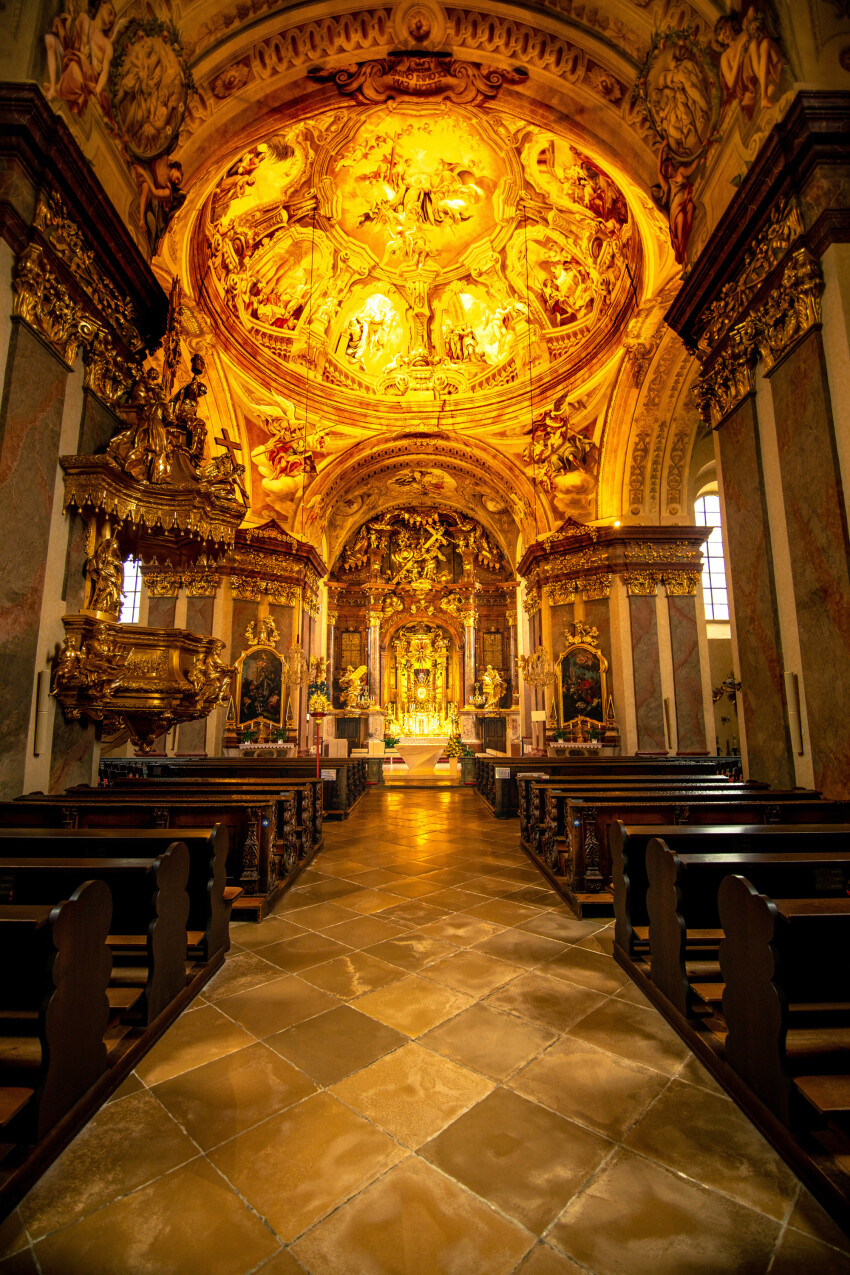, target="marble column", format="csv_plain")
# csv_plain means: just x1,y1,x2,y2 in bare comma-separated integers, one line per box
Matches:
714,396,795,788
366,609,382,706
767,327,850,797
506,613,519,705
461,607,477,707
628,589,668,753
666,588,709,753
326,609,338,707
